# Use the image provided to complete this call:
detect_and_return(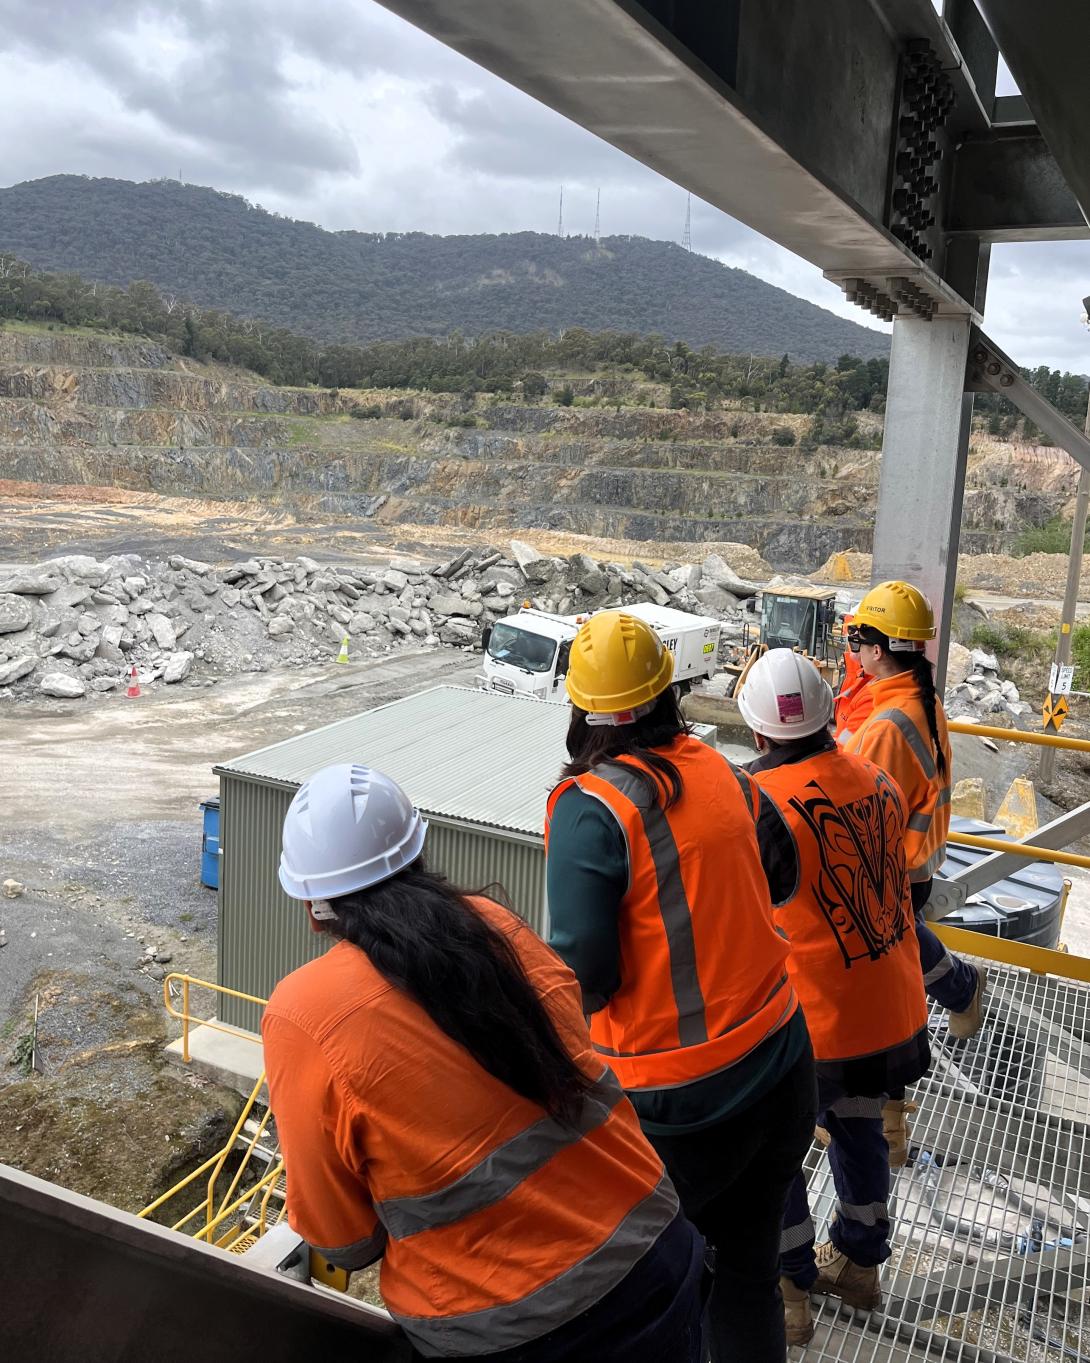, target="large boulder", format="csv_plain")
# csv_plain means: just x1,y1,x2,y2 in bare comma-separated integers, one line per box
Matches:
0,655,35,685
567,553,606,597
147,613,177,650
945,641,972,687
0,571,62,595
39,672,86,698
0,594,32,634
510,540,559,585
163,651,195,683
430,591,482,618
702,553,759,599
